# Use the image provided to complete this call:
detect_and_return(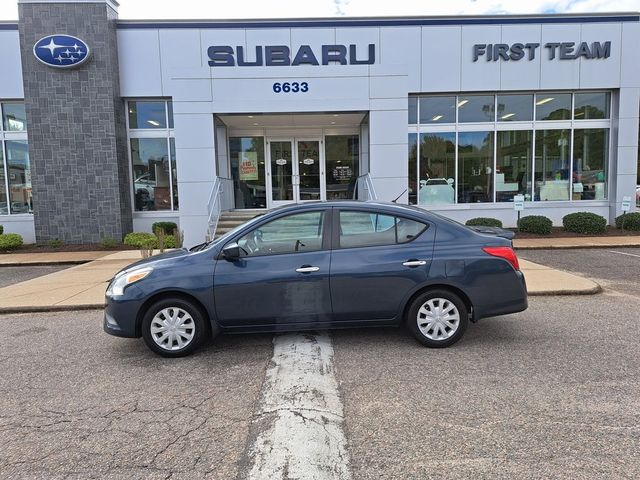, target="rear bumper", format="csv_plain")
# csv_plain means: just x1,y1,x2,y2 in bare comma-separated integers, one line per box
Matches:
474,270,528,320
